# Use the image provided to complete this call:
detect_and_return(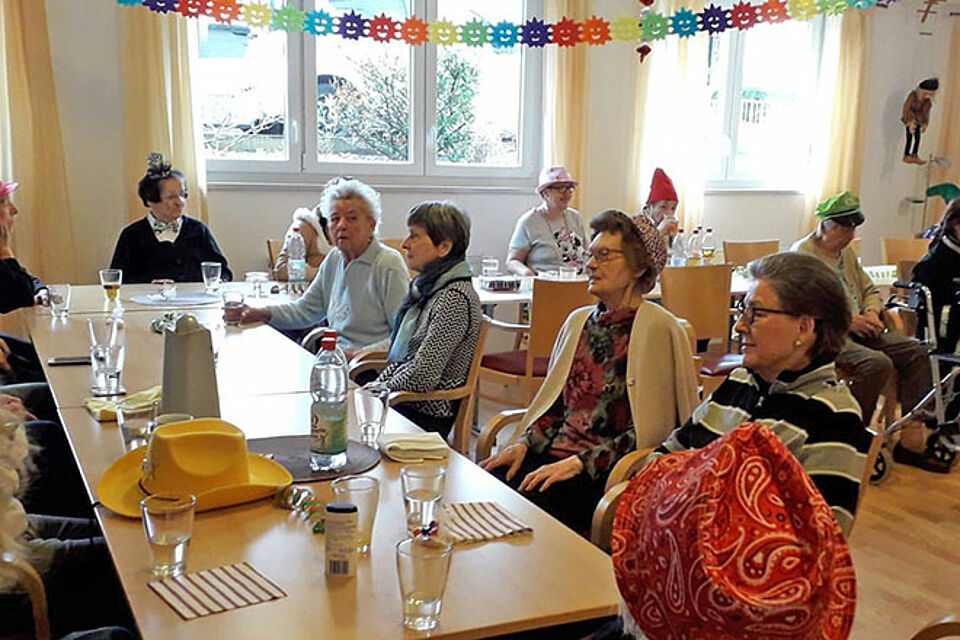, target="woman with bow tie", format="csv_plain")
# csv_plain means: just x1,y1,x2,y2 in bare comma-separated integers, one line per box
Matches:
109,153,232,284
